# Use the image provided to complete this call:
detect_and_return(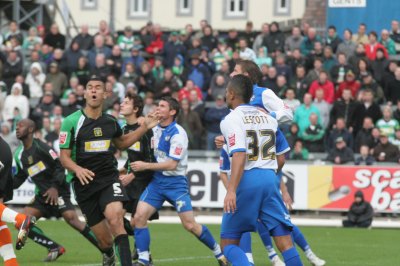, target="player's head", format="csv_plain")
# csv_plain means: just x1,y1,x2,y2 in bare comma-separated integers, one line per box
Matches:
225,74,253,109
84,77,107,109
16,119,36,140
230,59,262,85
120,91,144,118
157,96,180,124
